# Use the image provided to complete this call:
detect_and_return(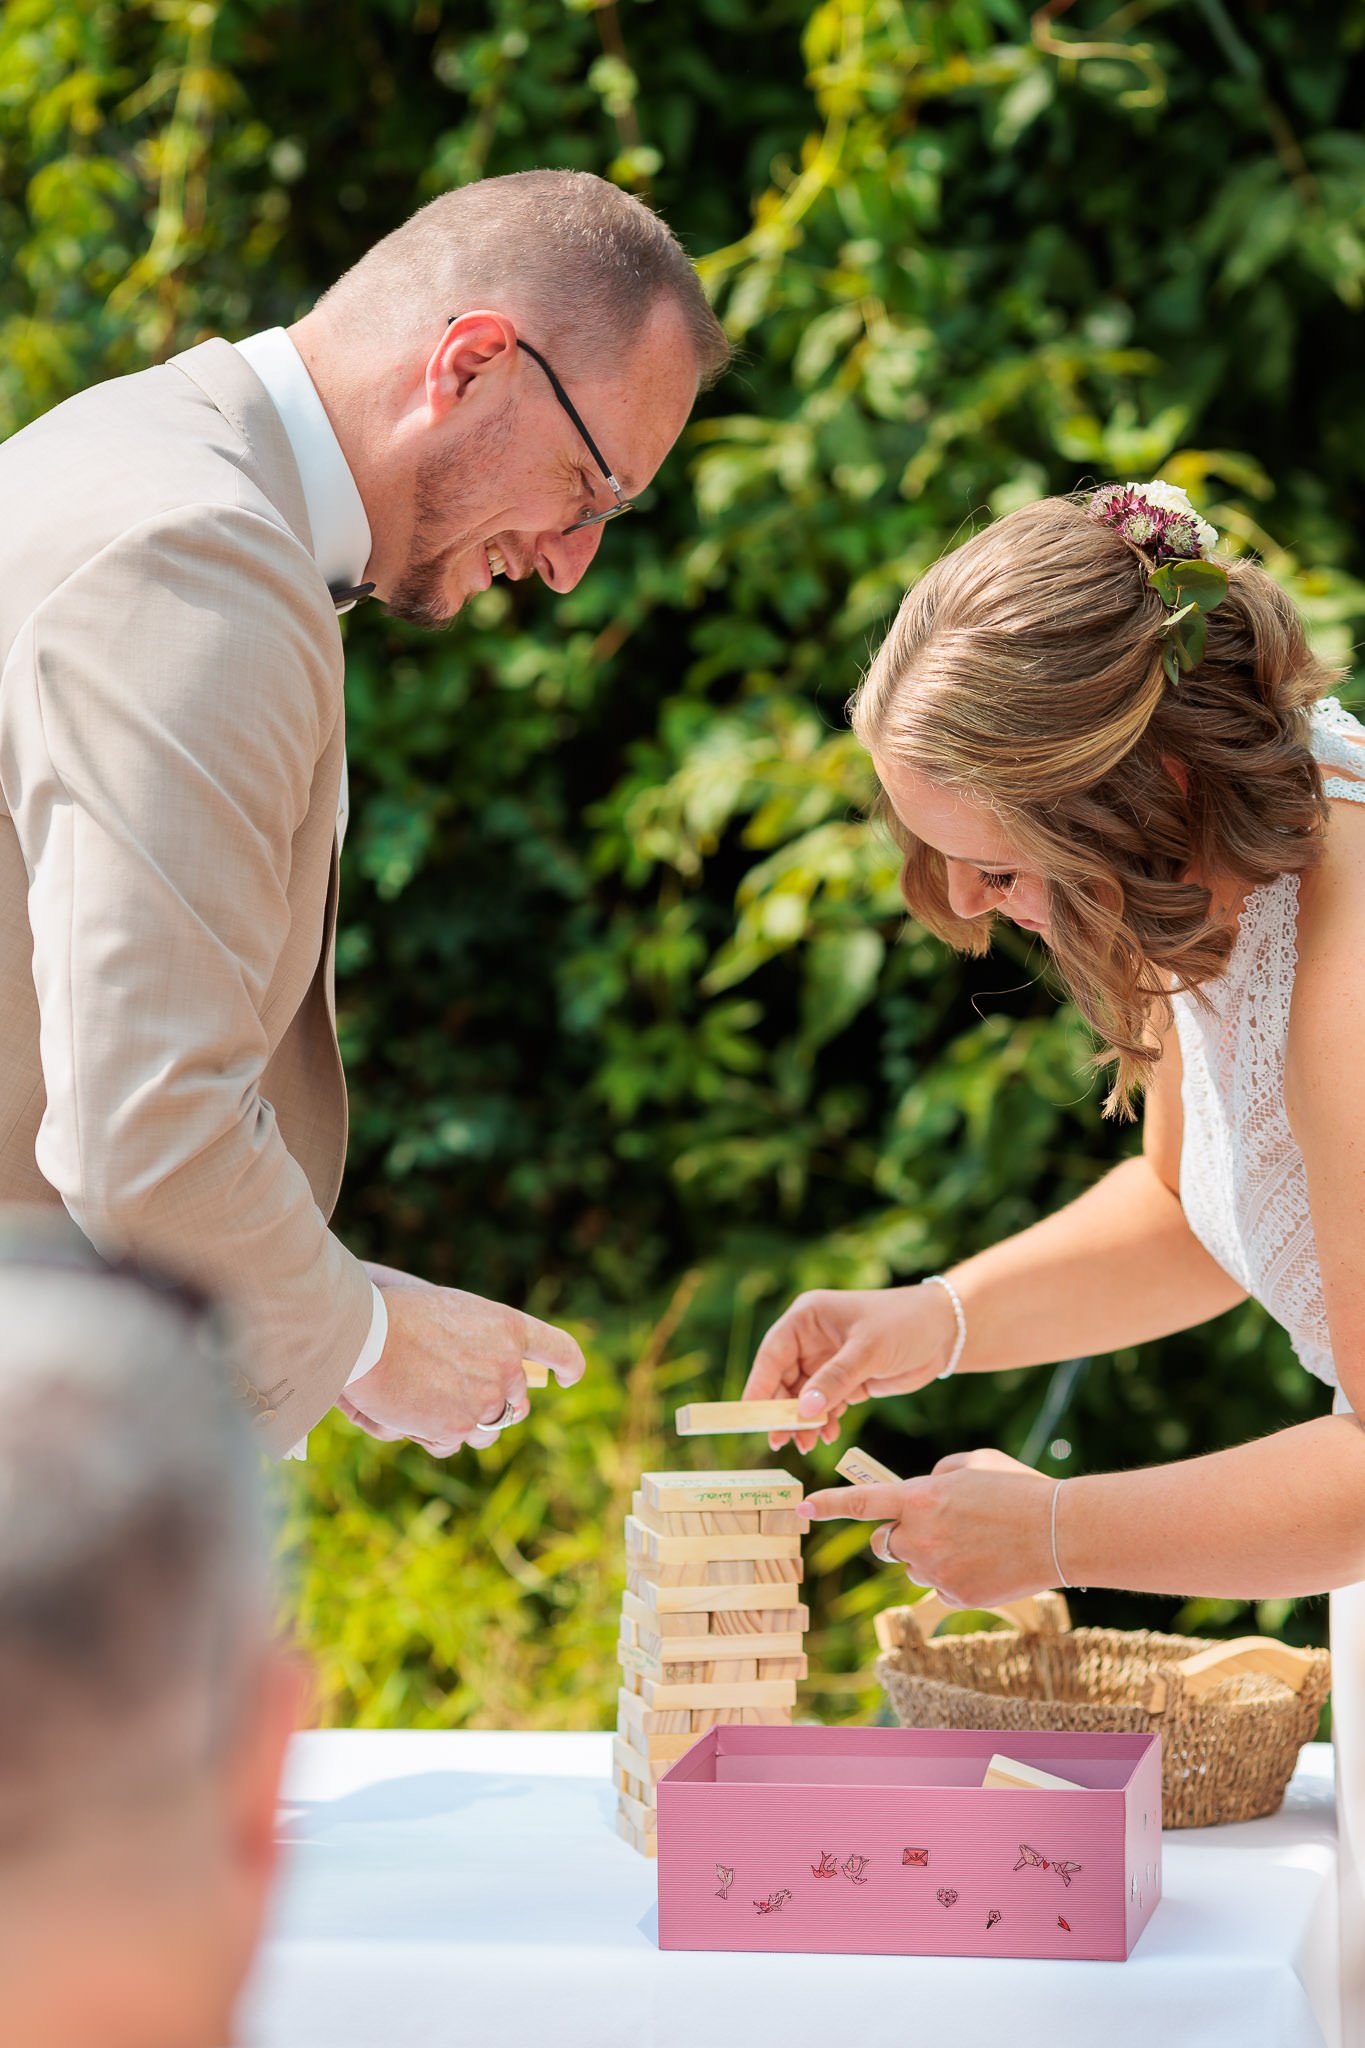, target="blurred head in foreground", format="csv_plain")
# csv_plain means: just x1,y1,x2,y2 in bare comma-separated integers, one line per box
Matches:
0,1210,304,2048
